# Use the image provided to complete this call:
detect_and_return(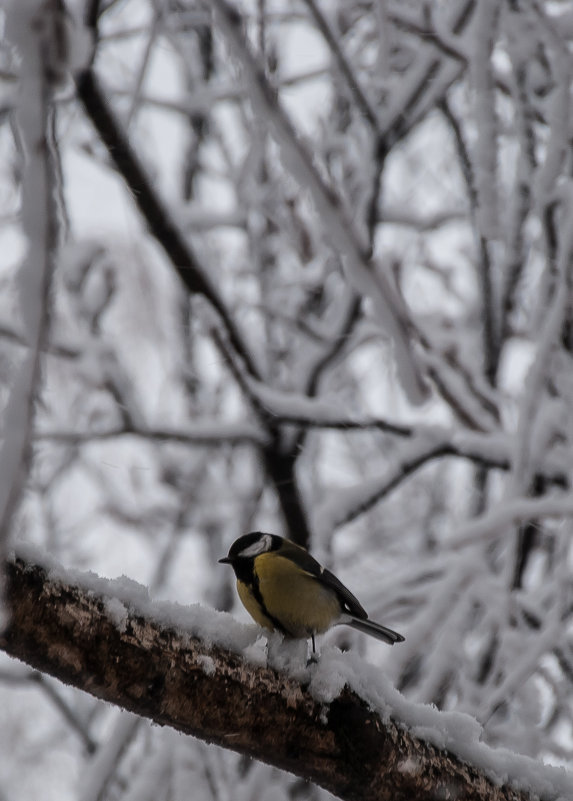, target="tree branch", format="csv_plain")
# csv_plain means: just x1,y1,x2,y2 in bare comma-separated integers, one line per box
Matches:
36,422,268,447
302,0,379,129
0,555,560,801
74,67,261,382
